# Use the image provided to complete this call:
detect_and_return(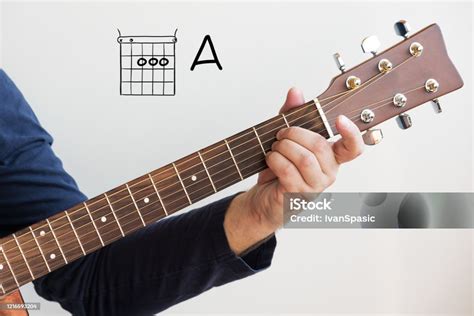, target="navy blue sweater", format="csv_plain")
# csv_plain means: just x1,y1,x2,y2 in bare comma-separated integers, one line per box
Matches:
0,69,276,315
